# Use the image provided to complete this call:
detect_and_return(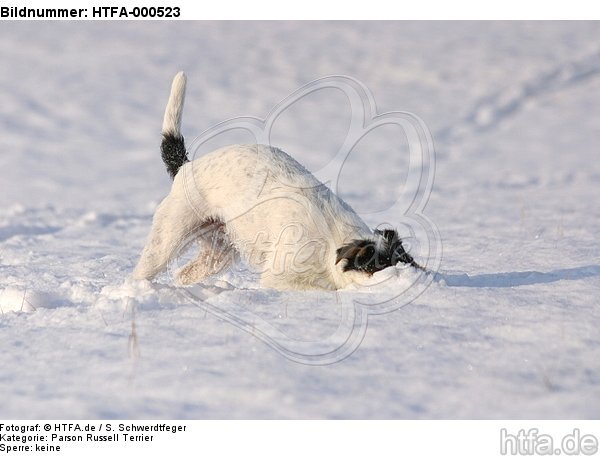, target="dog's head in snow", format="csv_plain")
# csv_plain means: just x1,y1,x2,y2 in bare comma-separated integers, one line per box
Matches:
133,72,423,290
336,229,421,275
